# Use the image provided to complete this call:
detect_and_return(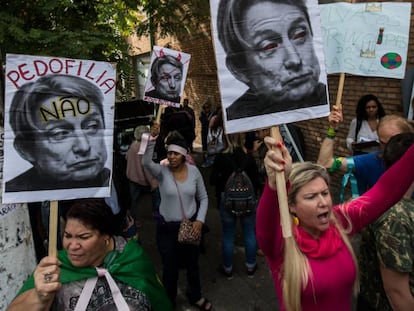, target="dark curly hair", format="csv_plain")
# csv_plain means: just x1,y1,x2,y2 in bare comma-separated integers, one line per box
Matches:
354,94,386,141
